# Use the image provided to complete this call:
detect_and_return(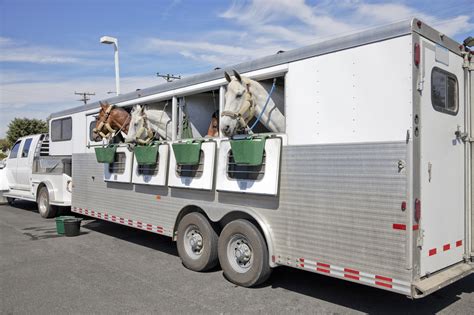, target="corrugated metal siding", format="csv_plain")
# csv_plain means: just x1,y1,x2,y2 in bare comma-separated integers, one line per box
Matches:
72,141,411,282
